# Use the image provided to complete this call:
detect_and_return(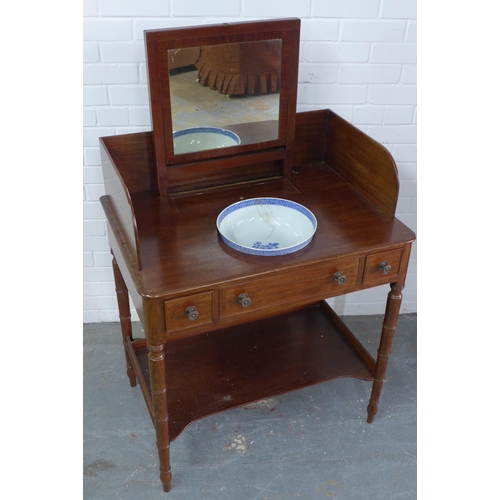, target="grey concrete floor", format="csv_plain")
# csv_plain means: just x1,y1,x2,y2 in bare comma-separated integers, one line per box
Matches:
83,314,416,499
